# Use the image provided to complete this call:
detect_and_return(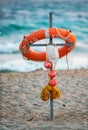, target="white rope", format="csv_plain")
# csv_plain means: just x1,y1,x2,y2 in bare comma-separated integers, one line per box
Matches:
56,28,65,39
55,28,71,41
